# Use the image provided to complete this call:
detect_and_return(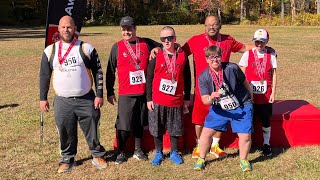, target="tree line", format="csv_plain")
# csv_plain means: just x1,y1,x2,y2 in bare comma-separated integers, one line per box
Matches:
1,0,320,26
